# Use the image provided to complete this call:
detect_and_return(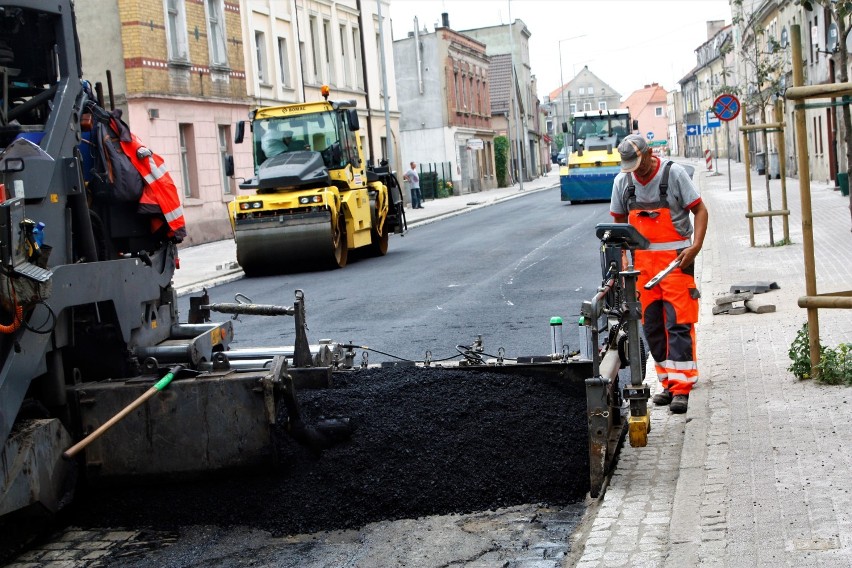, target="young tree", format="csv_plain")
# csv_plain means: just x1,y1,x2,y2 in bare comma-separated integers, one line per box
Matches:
732,0,786,245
